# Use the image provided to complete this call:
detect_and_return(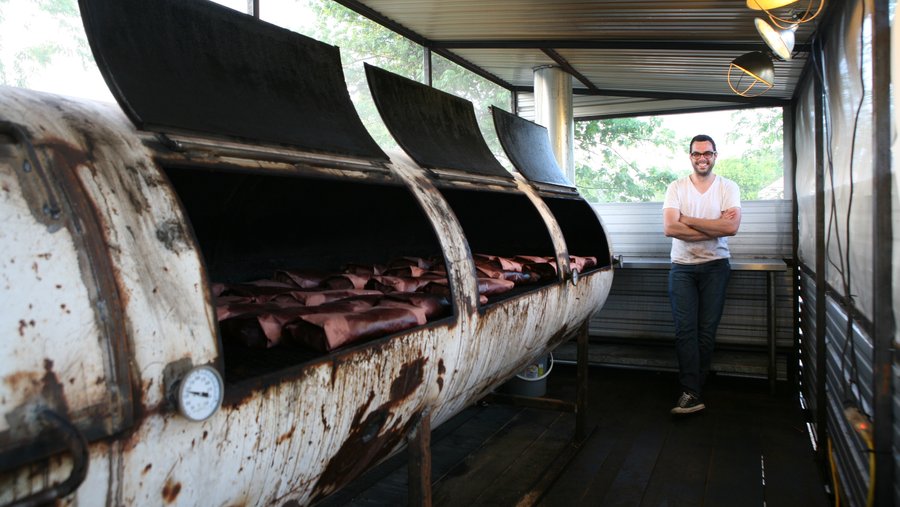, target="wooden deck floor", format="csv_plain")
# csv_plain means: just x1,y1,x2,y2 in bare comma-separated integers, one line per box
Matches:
315,364,830,507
